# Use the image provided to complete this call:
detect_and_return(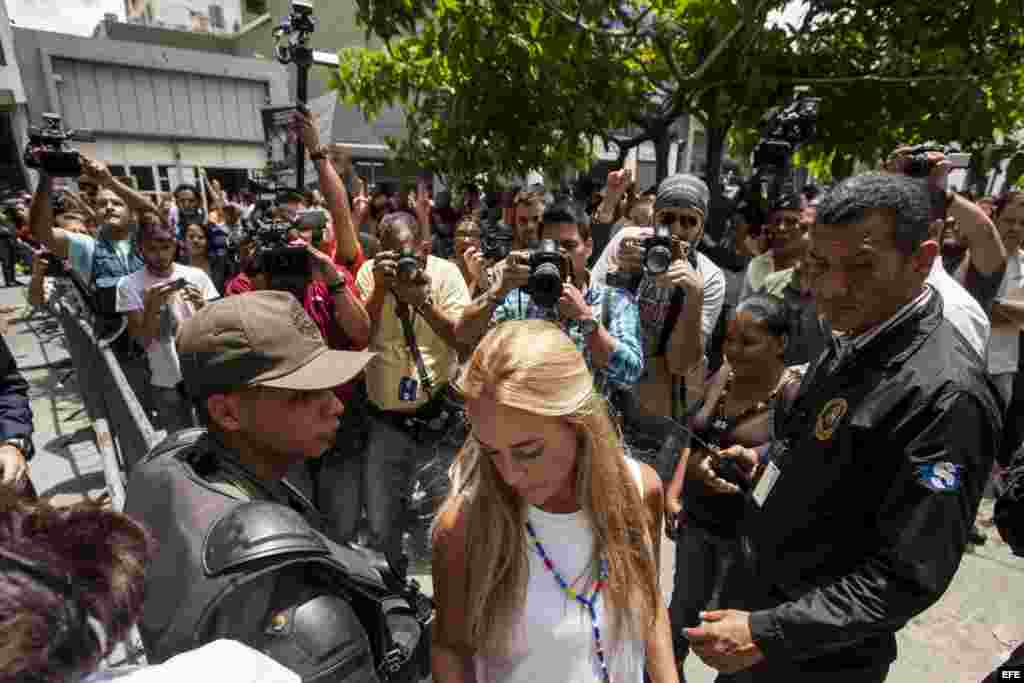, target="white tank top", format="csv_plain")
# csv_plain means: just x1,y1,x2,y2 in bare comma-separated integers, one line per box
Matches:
474,458,647,683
